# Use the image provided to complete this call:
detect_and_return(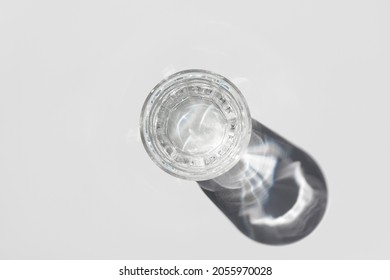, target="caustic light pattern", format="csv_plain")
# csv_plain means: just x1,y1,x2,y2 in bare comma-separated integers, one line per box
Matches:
198,120,327,245
140,69,327,245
